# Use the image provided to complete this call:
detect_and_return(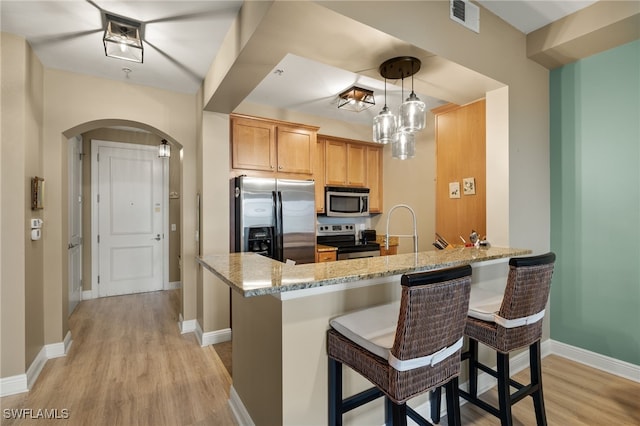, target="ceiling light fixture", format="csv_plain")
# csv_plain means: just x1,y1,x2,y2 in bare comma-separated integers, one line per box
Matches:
158,139,171,158
337,86,375,112
373,56,427,160
103,13,143,63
